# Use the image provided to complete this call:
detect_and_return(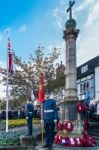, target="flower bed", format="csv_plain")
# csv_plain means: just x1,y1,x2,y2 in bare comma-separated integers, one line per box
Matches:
0,118,40,129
